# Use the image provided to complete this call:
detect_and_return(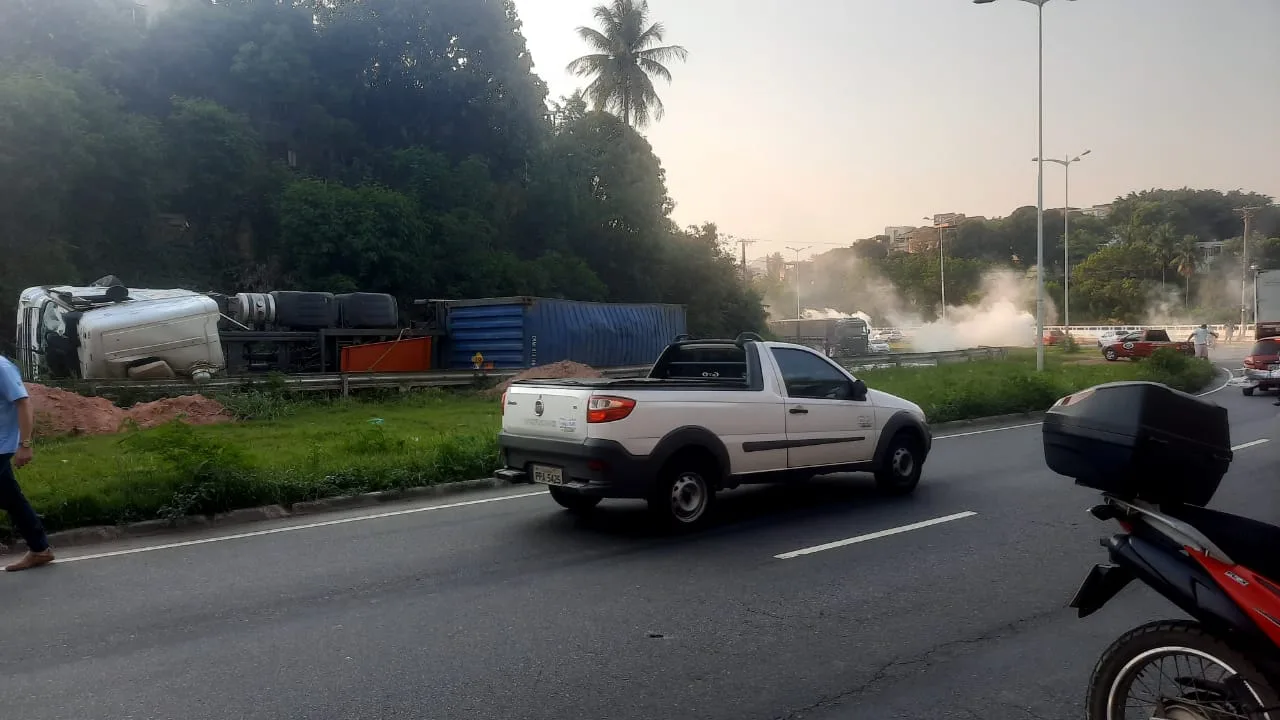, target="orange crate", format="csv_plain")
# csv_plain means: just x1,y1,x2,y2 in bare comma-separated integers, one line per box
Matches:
340,336,433,373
